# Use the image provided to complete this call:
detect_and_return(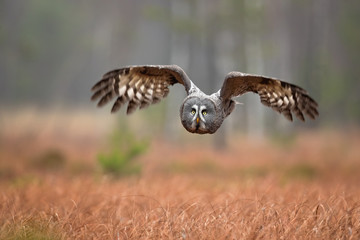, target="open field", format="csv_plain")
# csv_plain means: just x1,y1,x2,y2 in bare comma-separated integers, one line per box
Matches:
1,111,360,239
